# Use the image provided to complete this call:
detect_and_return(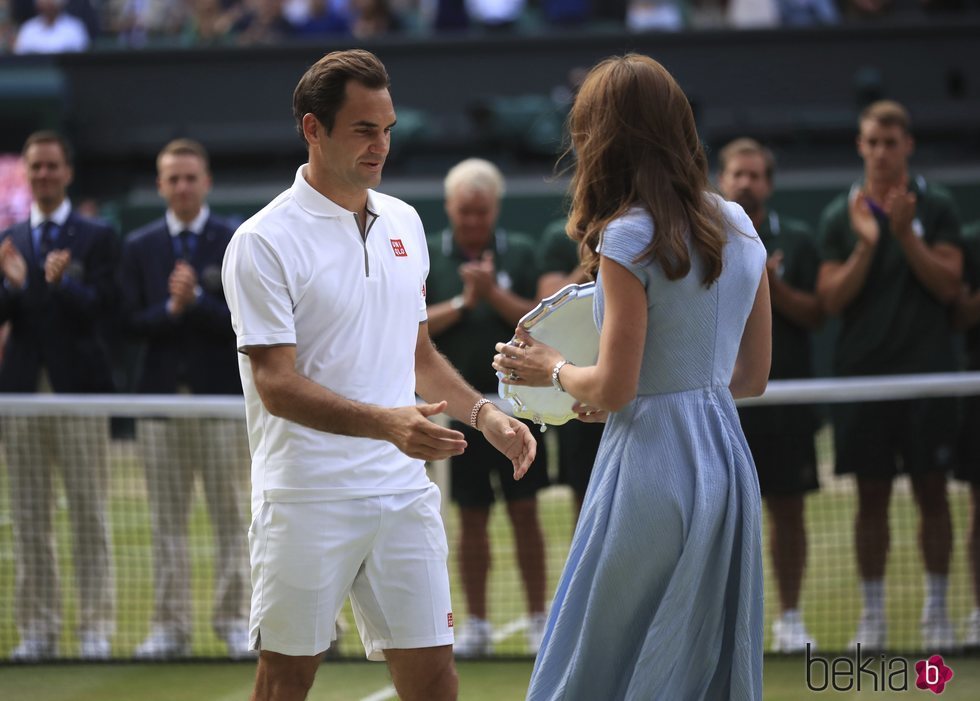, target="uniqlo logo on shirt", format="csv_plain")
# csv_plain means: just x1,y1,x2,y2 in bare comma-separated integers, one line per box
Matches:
447,612,454,628
390,239,407,257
